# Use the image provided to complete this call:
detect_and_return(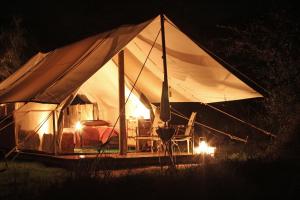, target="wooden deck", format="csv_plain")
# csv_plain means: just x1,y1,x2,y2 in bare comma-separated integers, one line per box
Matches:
15,151,203,170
